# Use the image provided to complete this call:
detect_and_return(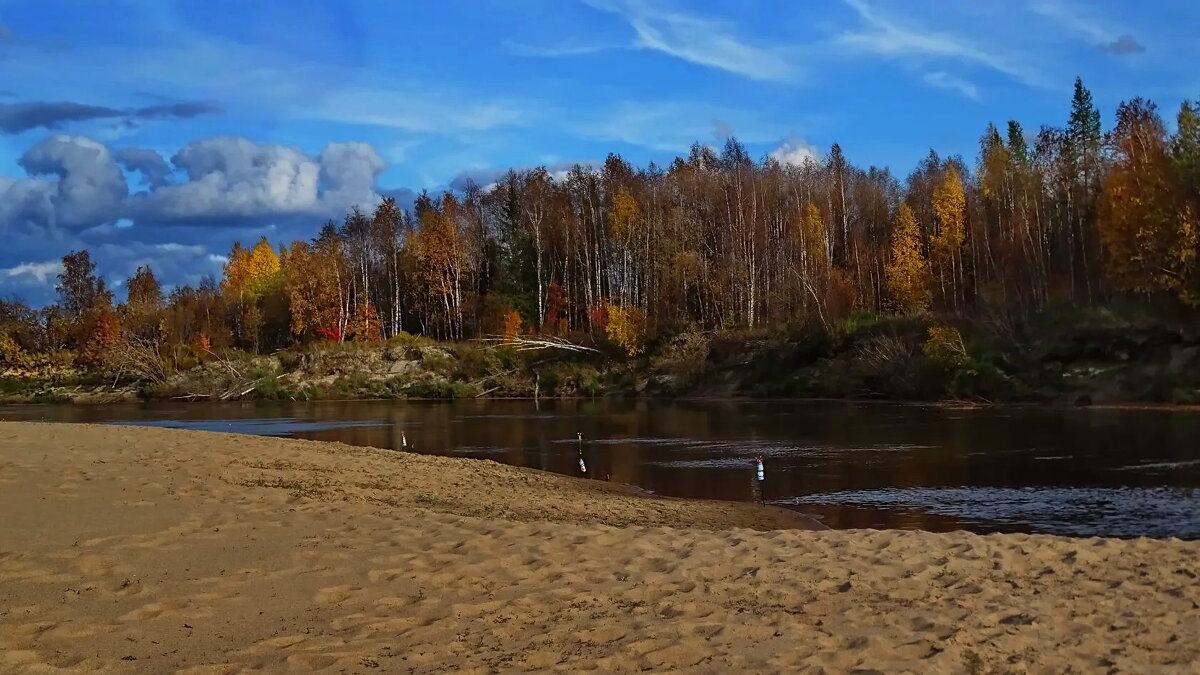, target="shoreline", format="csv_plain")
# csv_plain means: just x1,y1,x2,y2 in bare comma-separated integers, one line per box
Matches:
2,422,1198,672
9,391,1200,414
